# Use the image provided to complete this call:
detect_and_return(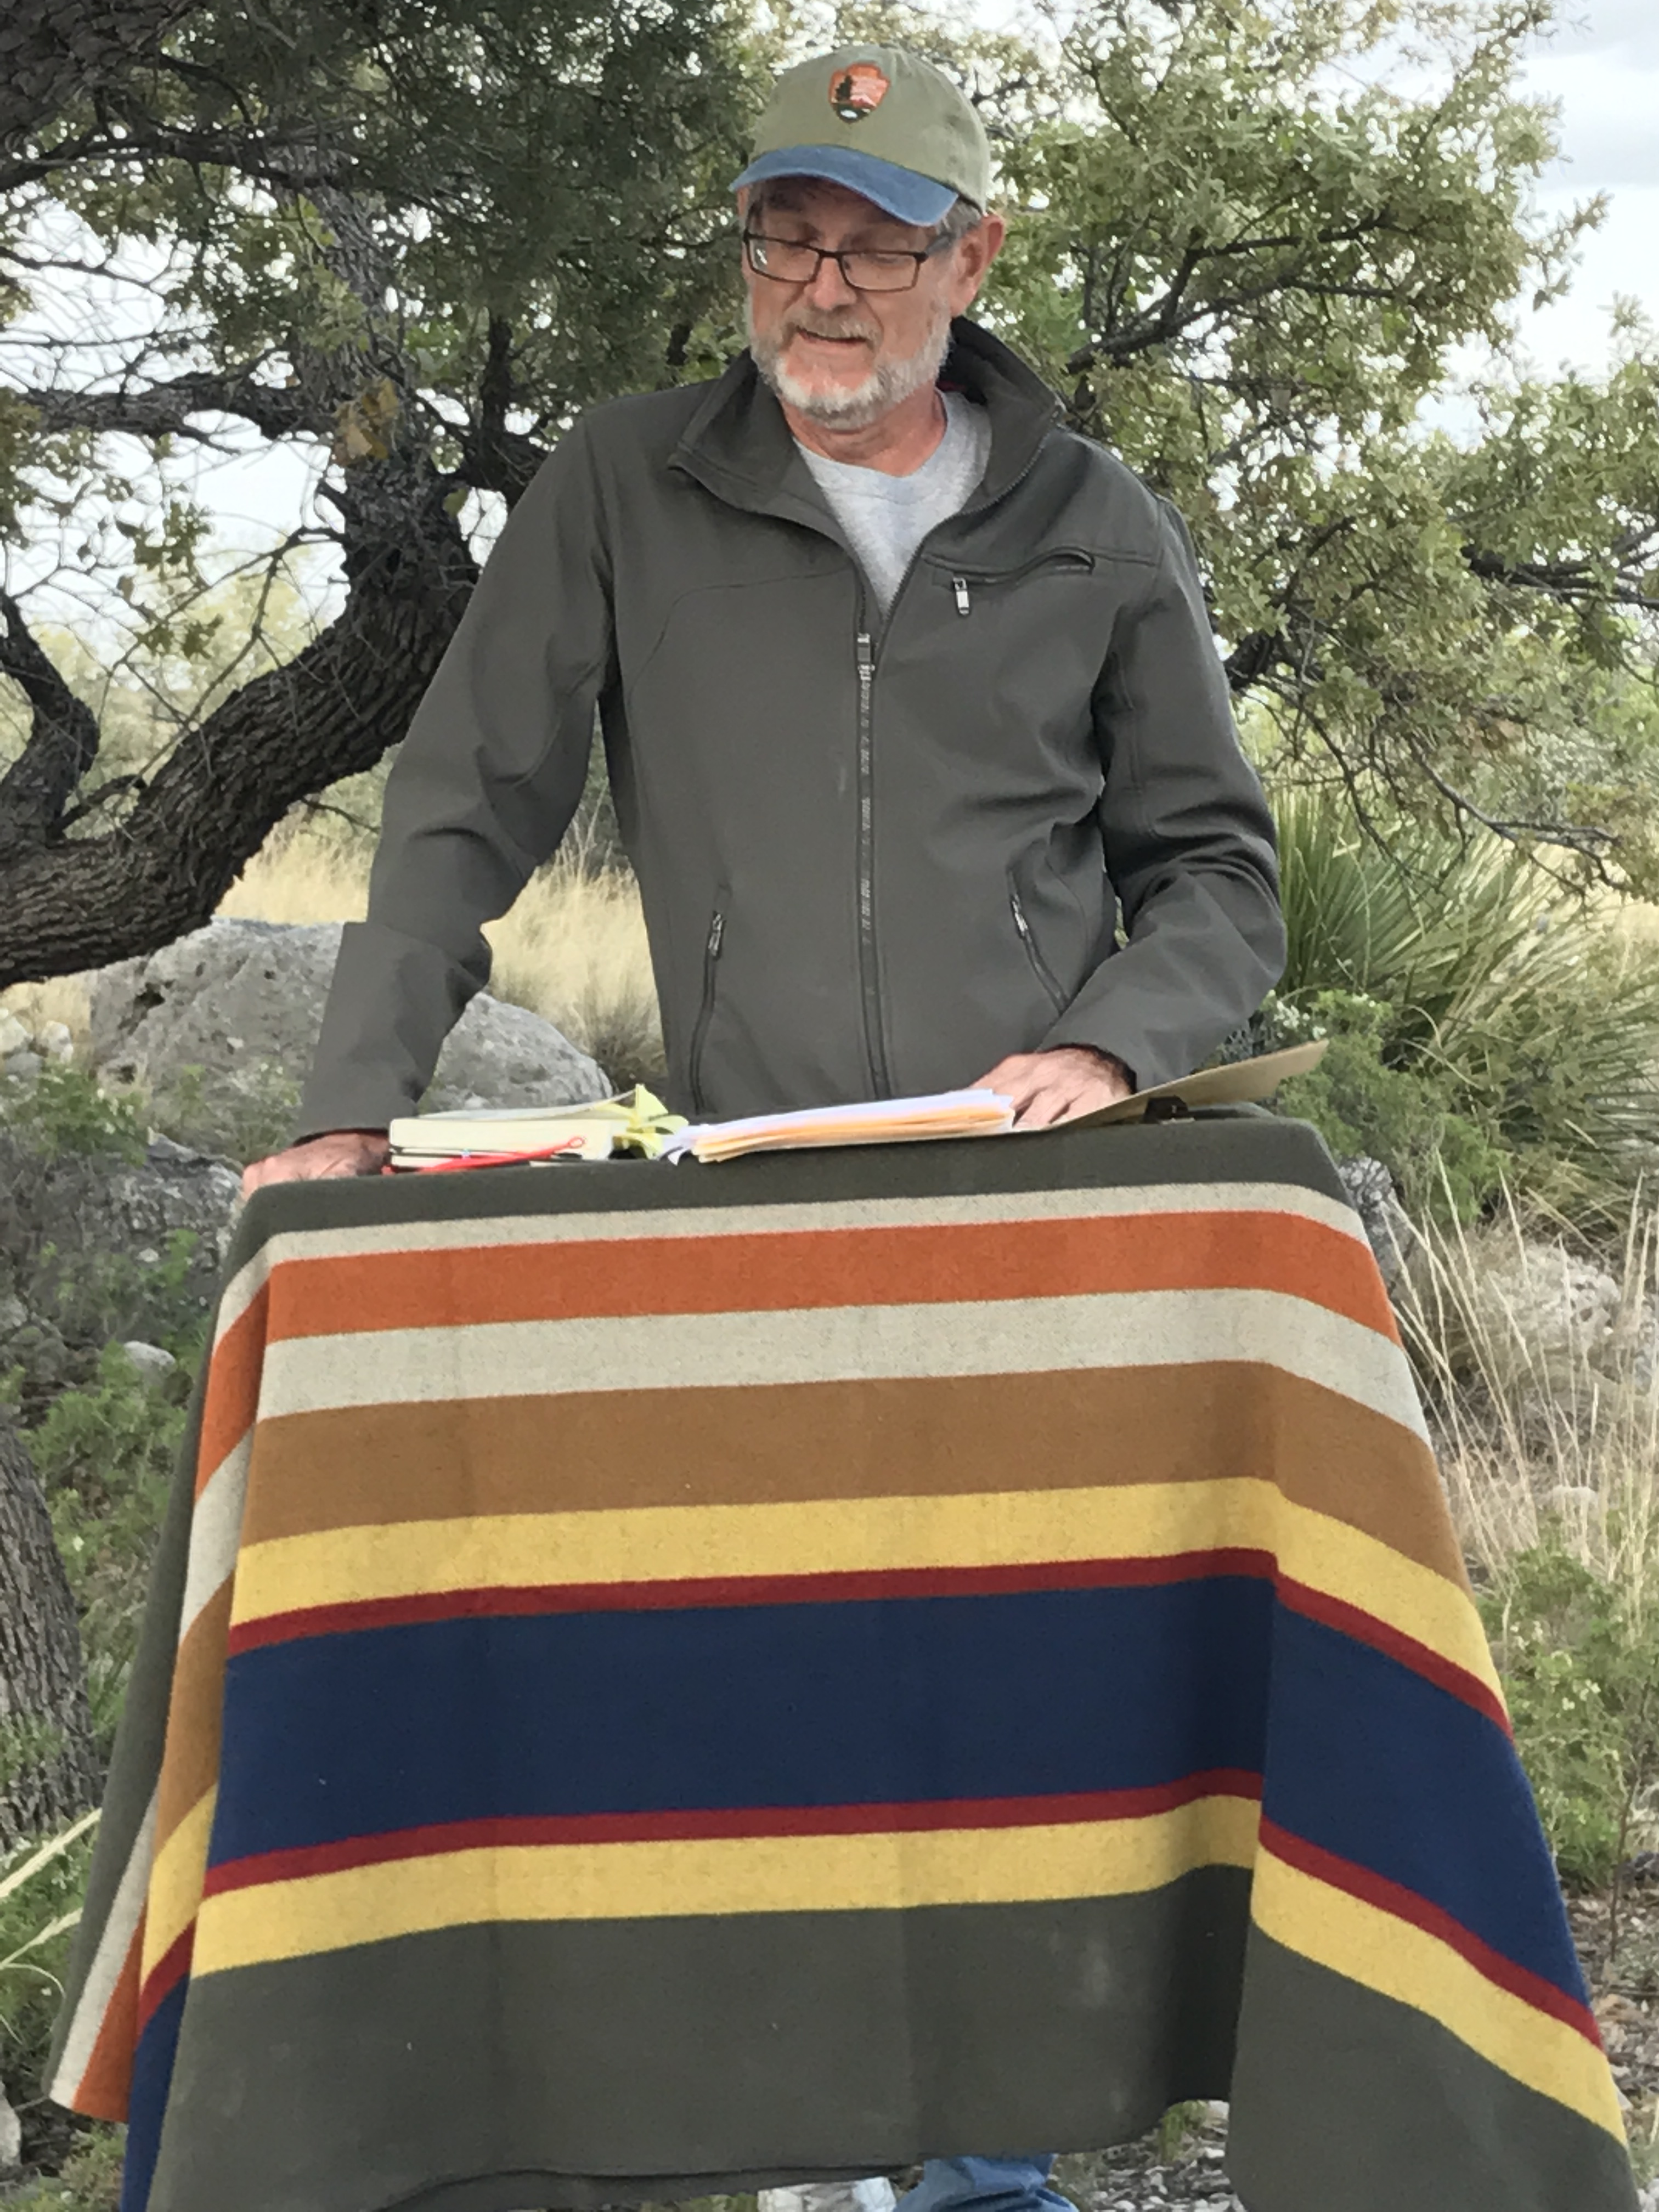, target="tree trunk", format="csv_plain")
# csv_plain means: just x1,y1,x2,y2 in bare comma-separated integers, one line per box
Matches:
0,1419,100,1847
